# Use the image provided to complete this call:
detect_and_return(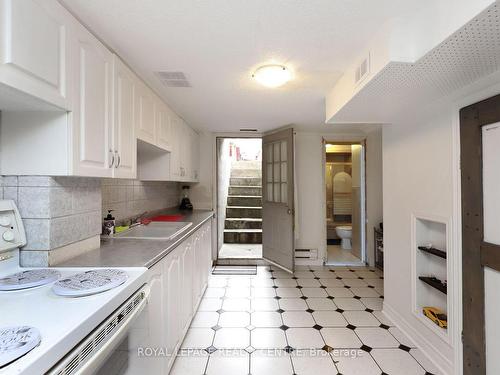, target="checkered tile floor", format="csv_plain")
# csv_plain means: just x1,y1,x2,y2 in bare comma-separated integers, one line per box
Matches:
170,265,441,375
